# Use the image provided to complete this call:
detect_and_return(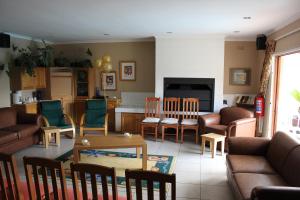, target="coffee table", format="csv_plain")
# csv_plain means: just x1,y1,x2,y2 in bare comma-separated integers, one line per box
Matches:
73,135,147,170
